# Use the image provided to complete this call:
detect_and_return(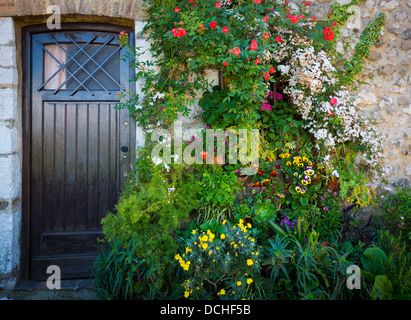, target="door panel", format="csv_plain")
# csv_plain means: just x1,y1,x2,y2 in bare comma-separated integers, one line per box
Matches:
27,27,135,280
